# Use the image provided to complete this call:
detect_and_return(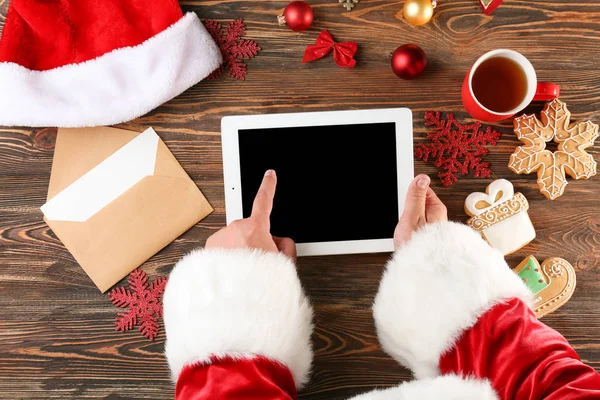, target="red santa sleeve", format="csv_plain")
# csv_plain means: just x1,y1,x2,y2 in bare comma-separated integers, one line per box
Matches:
372,221,600,399
163,248,313,400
